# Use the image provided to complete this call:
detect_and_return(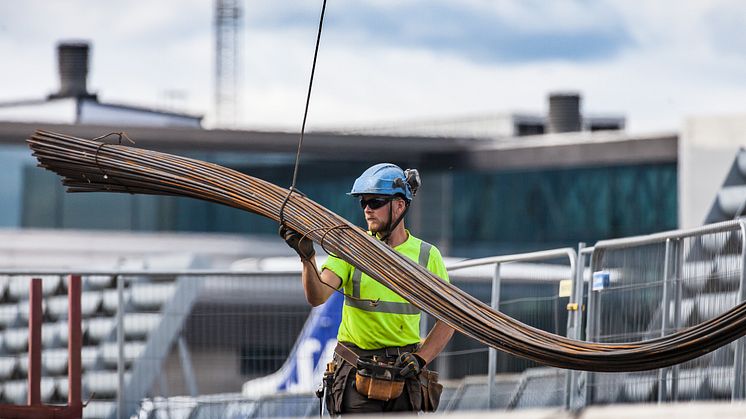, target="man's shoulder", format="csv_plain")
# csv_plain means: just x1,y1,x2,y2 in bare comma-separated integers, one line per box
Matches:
323,253,353,273
402,233,443,260
406,232,438,249
325,253,350,265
